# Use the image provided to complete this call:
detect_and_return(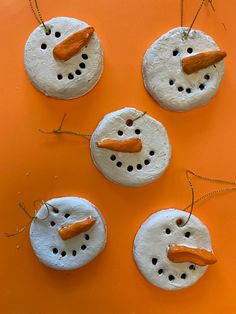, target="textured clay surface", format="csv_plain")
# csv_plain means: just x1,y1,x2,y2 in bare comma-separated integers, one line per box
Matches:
143,27,225,111
30,197,107,270
24,17,103,99
90,107,171,186
133,209,214,290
